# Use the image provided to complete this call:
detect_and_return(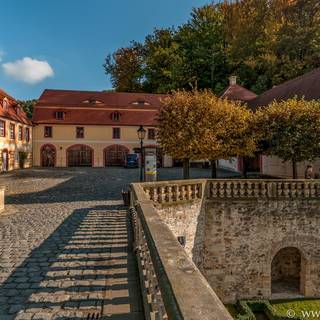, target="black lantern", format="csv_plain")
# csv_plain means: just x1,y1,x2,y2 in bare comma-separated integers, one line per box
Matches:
137,125,146,140
137,125,146,181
